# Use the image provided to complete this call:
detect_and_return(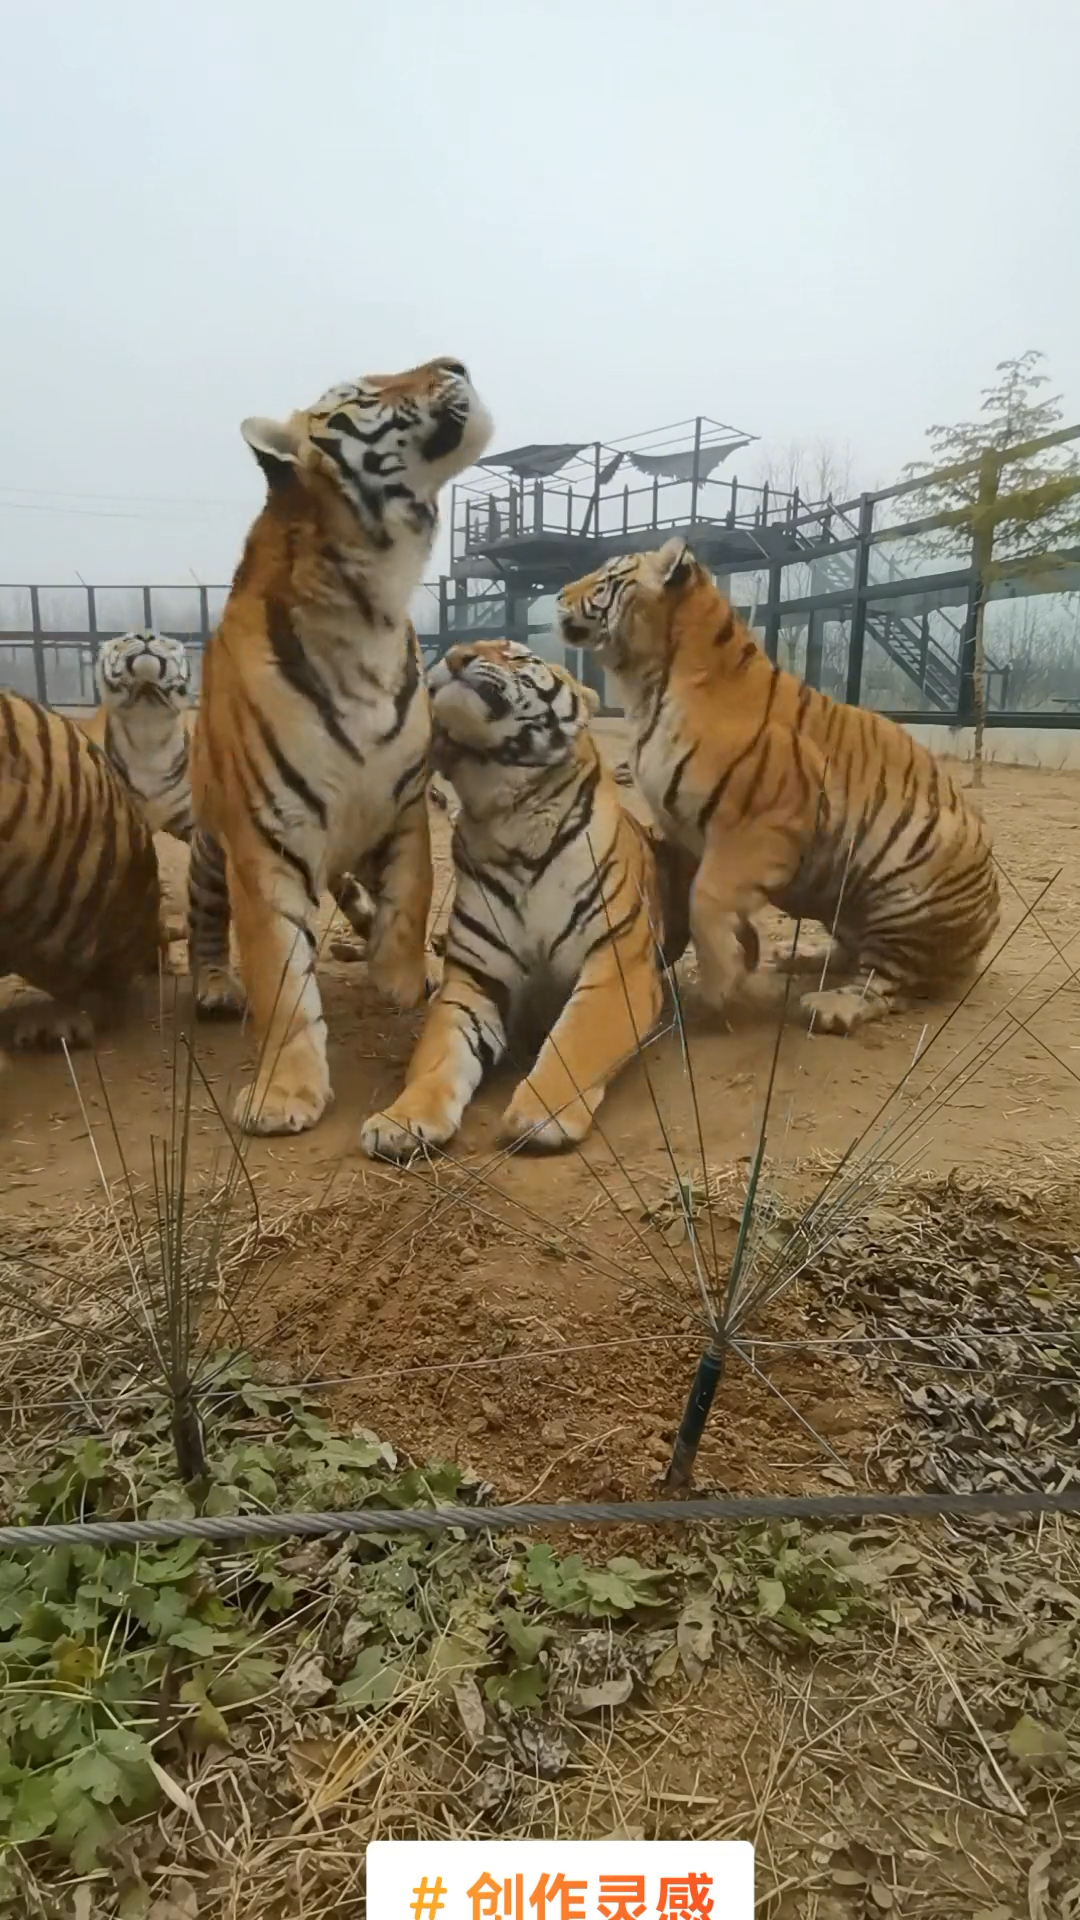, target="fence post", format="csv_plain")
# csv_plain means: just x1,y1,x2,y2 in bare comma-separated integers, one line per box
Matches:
142,586,153,629
763,560,783,662
844,493,874,707
689,416,703,527
29,585,47,704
